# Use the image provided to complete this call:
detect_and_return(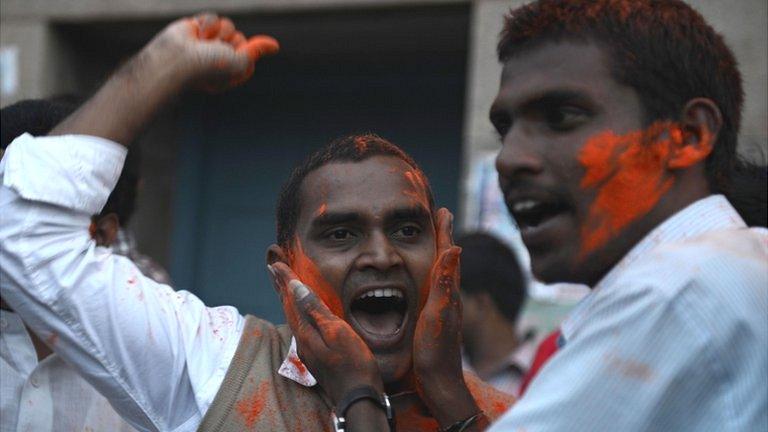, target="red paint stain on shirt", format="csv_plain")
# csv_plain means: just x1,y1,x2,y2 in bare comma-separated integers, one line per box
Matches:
288,354,307,376
236,381,270,428
289,238,344,318
578,121,684,257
